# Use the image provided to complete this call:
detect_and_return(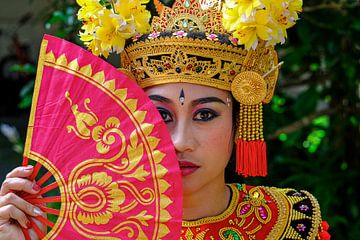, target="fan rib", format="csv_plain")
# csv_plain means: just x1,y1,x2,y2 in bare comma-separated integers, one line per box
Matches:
21,227,31,240
34,215,55,228
26,196,61,204
38,205,60,216
37,171,53,186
